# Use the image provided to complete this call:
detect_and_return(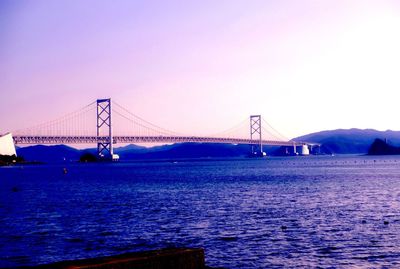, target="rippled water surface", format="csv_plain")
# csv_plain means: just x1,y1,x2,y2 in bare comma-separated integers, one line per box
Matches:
2,155,400,268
